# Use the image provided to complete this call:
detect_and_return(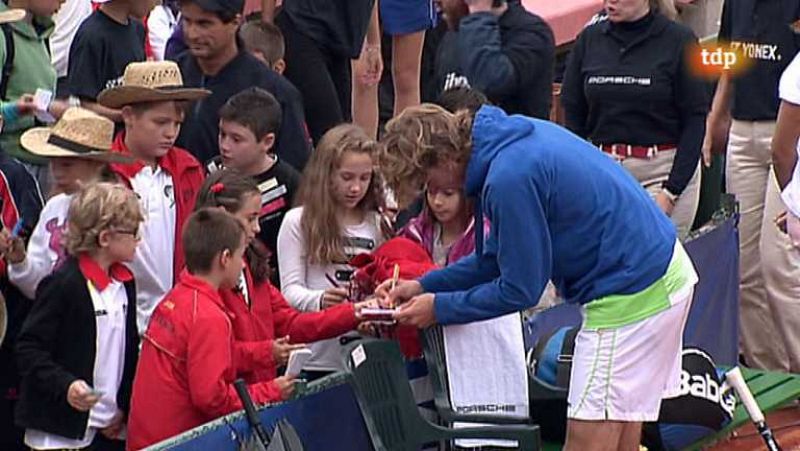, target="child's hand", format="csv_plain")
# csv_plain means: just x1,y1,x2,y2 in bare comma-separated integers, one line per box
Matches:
15,94,36,115
0,229,25,264
67,380,100,412
100,410,125,439
375,279,422,307
47,99,70,120
274,375,296,400
321,287,348,309
271,336,306,367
